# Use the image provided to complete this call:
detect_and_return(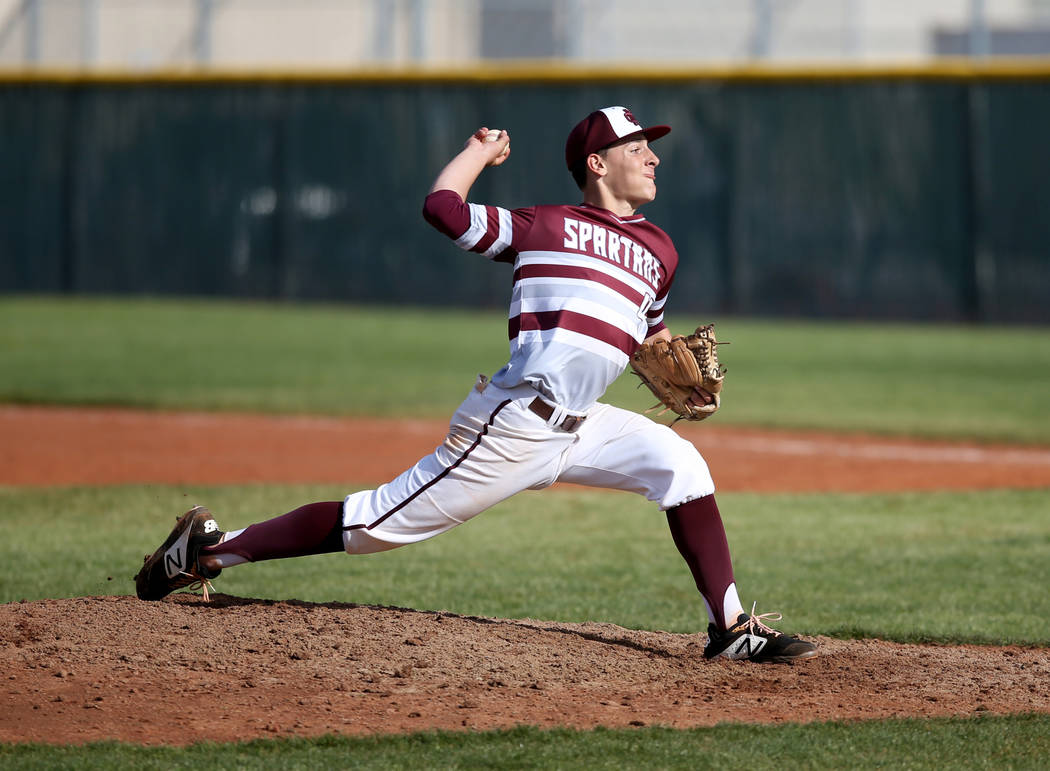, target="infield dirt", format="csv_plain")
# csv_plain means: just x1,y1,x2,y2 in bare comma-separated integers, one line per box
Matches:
2,406,1049,746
